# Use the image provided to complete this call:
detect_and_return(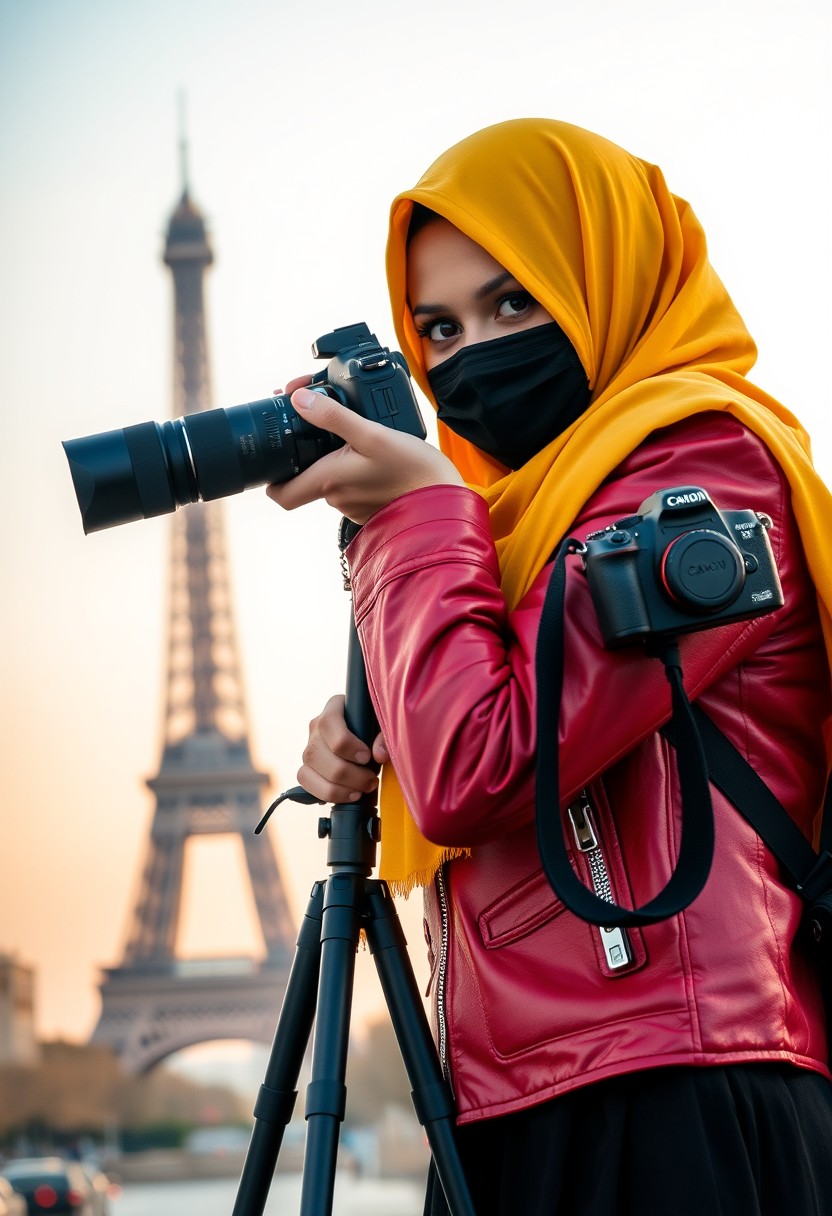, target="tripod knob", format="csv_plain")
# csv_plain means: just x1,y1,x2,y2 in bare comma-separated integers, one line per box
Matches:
318,817,331,839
